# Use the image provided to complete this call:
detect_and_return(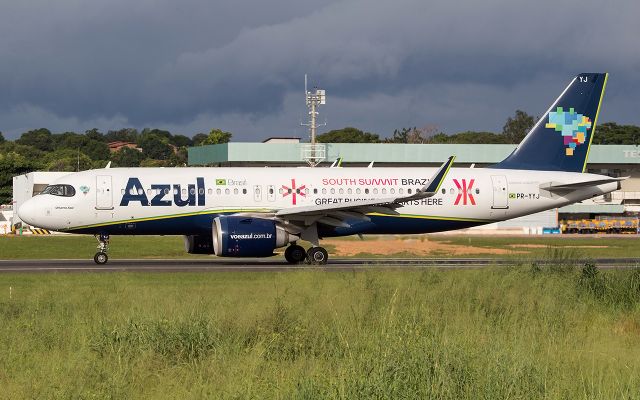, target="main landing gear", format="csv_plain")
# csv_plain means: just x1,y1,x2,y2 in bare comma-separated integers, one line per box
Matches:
307,247,328,265
284,243,329,265
285,222,329,266
94,233,110,265
284,244,307,264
